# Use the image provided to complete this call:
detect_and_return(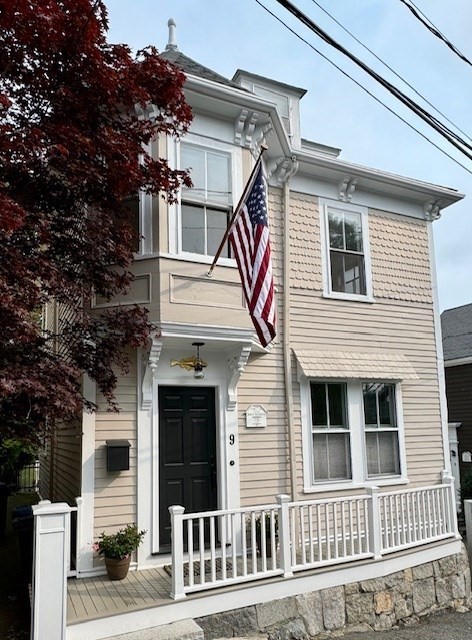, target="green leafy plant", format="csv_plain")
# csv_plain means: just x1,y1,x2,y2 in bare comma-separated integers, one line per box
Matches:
95,524,146,560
